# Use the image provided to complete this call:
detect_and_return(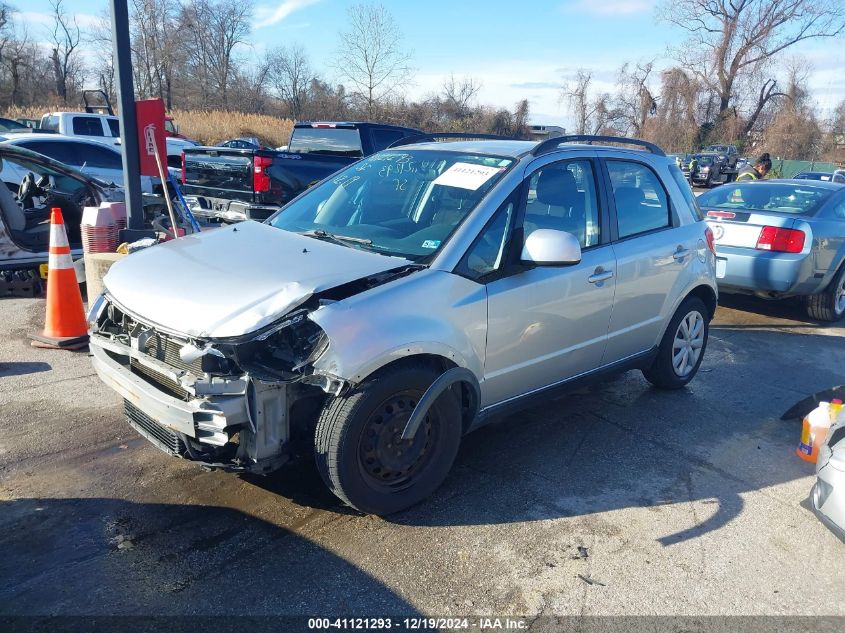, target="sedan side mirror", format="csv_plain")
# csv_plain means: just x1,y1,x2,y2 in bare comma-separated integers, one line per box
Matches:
520,229,582,266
